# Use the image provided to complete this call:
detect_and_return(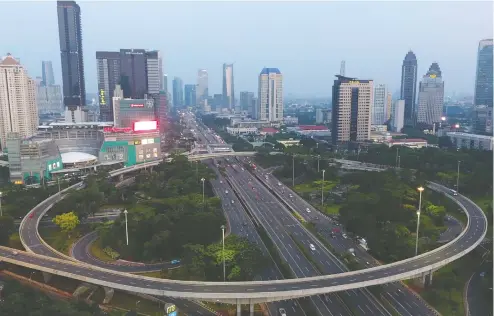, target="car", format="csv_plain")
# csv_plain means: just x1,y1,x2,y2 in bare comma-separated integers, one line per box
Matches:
342,233,348,239
171,259,180,264
225,190,228,194
12,251,18,256
231,200,234,204
278,308,287,316
220,180,223,184
29,213,34,219
278,182,282,186
306,208,311,213
309,244,316,251
242,222,247,226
